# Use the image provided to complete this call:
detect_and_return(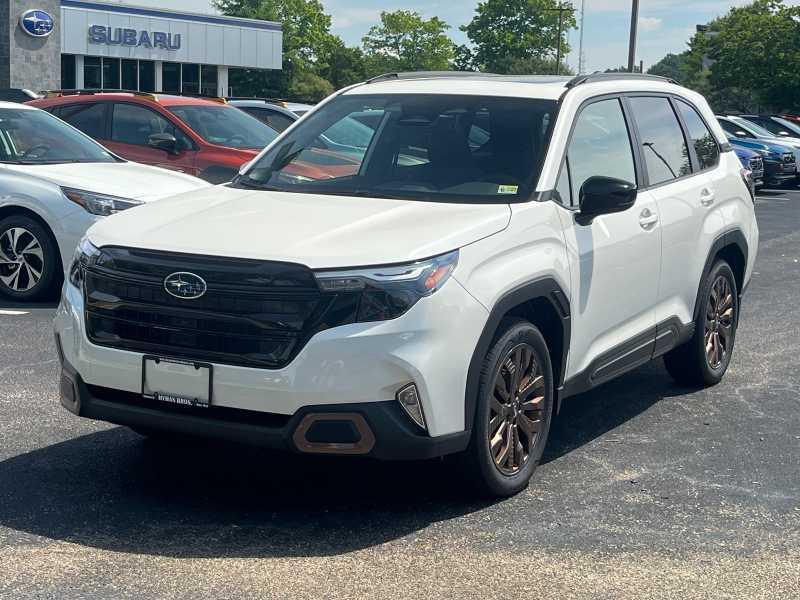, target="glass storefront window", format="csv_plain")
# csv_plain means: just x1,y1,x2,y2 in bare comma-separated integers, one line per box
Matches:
182,63,200,95
61,55,76,90
139,61,155,92
163,62,181,93
84,56,101,89
201,65,217,96
121,59,137,91
102,57,120,89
